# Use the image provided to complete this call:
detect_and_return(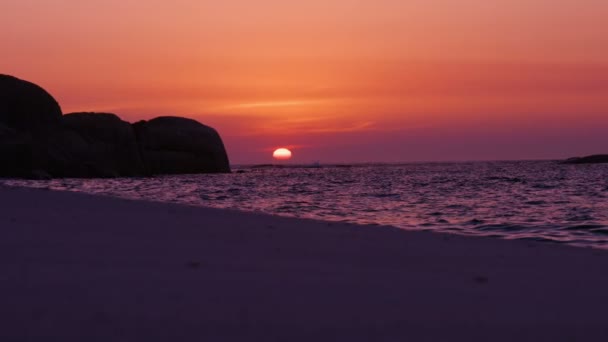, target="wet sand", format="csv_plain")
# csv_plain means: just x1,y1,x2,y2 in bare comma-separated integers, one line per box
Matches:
1,185,608,341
